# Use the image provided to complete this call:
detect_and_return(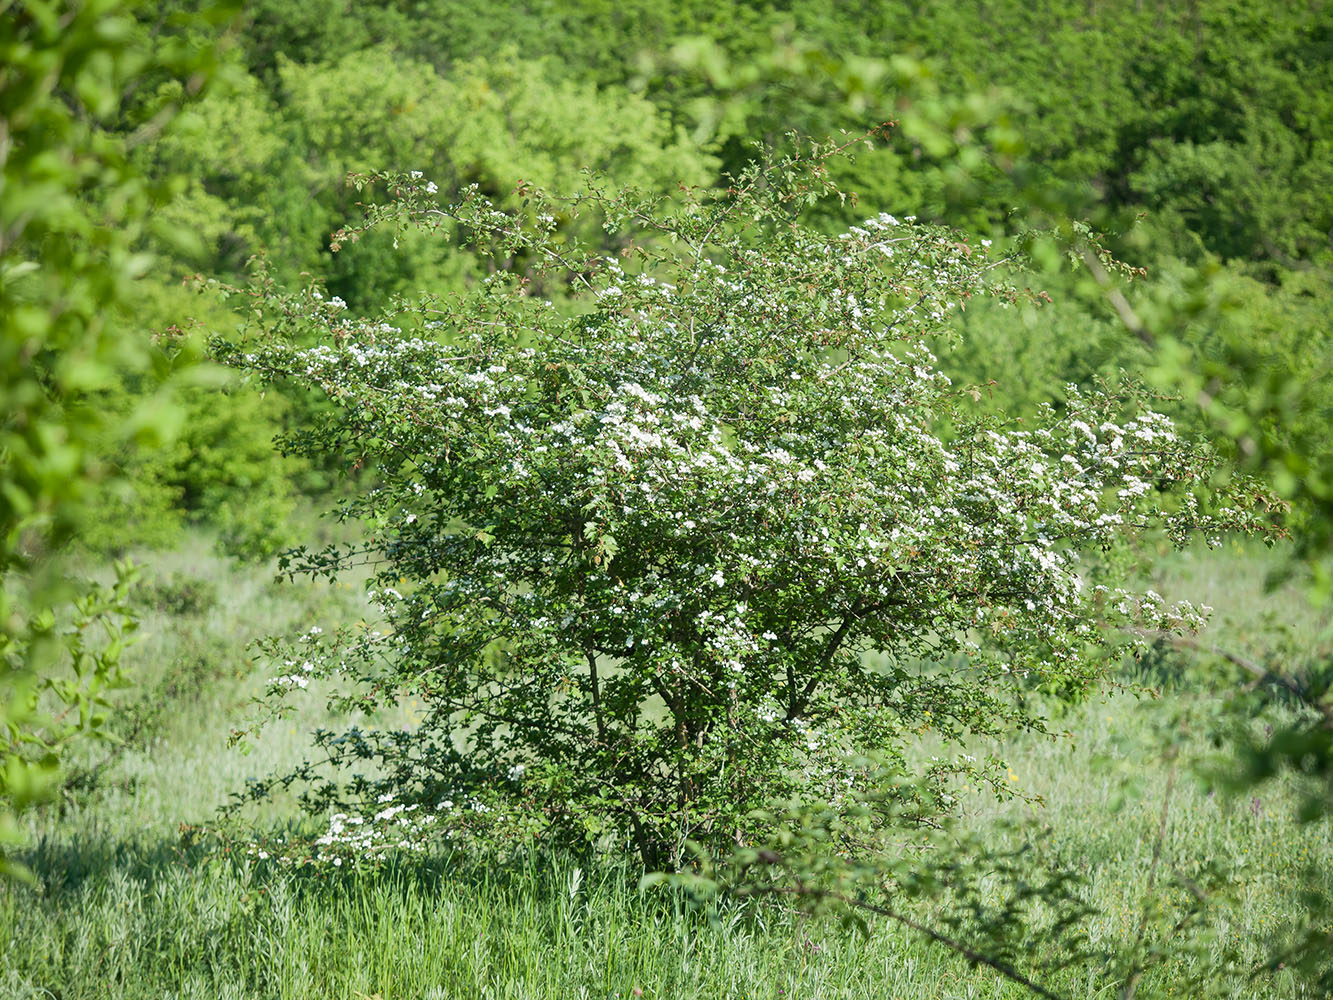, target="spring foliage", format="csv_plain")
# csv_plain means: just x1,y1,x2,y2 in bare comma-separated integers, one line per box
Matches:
222,144,1277,868
0,0,233,880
